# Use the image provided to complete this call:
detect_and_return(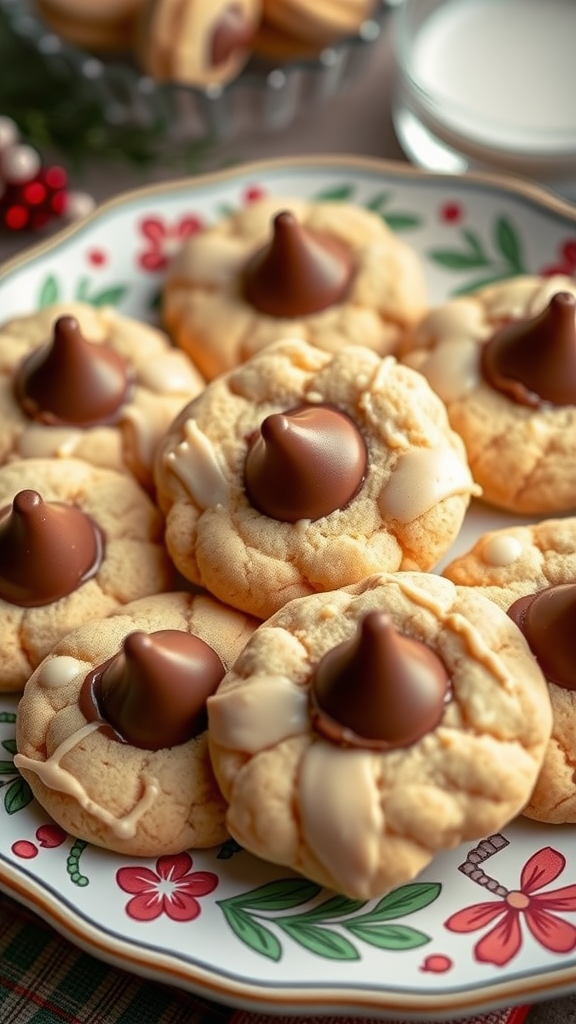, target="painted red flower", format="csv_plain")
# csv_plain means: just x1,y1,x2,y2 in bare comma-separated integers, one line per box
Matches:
445,847,576,966
117,852,218,922
540,239,576,277
137,214,204,272
439,201,463,224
